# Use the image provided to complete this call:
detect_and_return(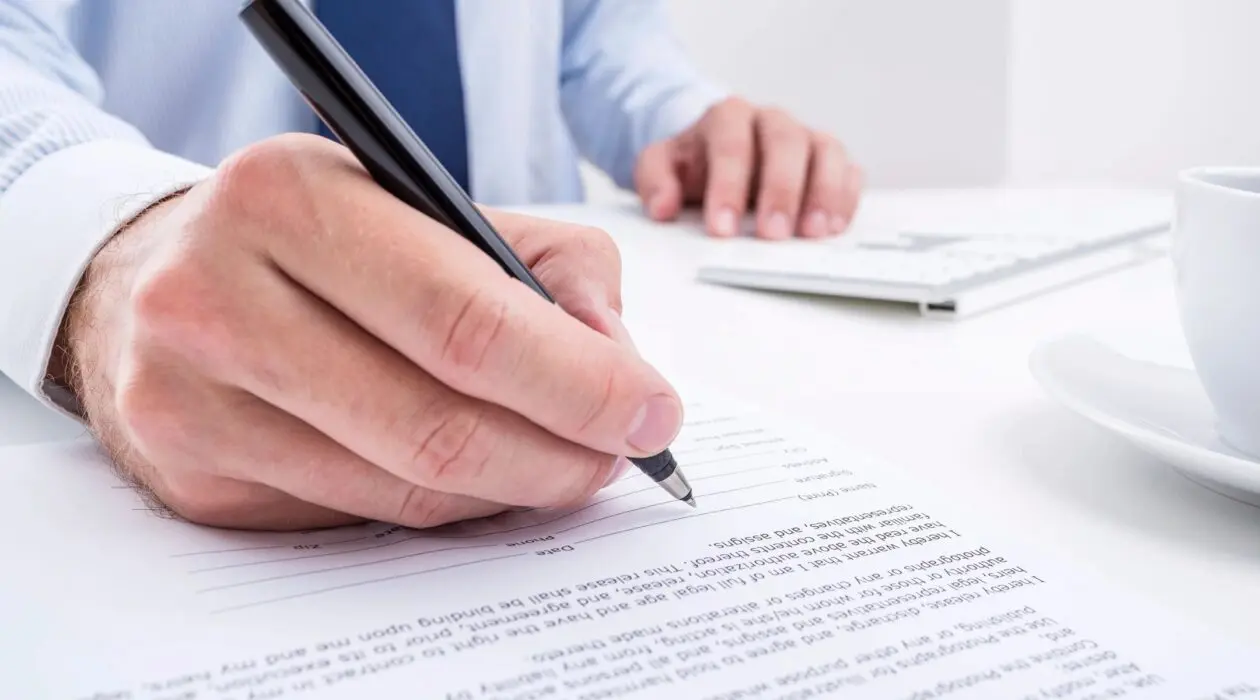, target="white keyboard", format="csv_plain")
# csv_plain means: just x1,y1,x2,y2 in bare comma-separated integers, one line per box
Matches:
709,231,1142,288
695,188,1173,317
